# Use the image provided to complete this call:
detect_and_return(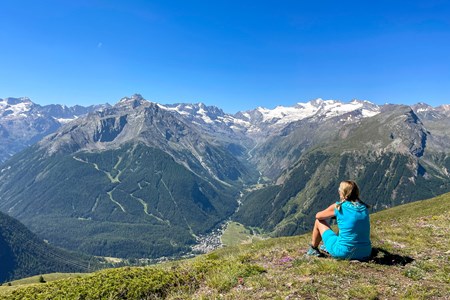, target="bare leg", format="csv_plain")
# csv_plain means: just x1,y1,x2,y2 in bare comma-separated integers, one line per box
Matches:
311,219,332,248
